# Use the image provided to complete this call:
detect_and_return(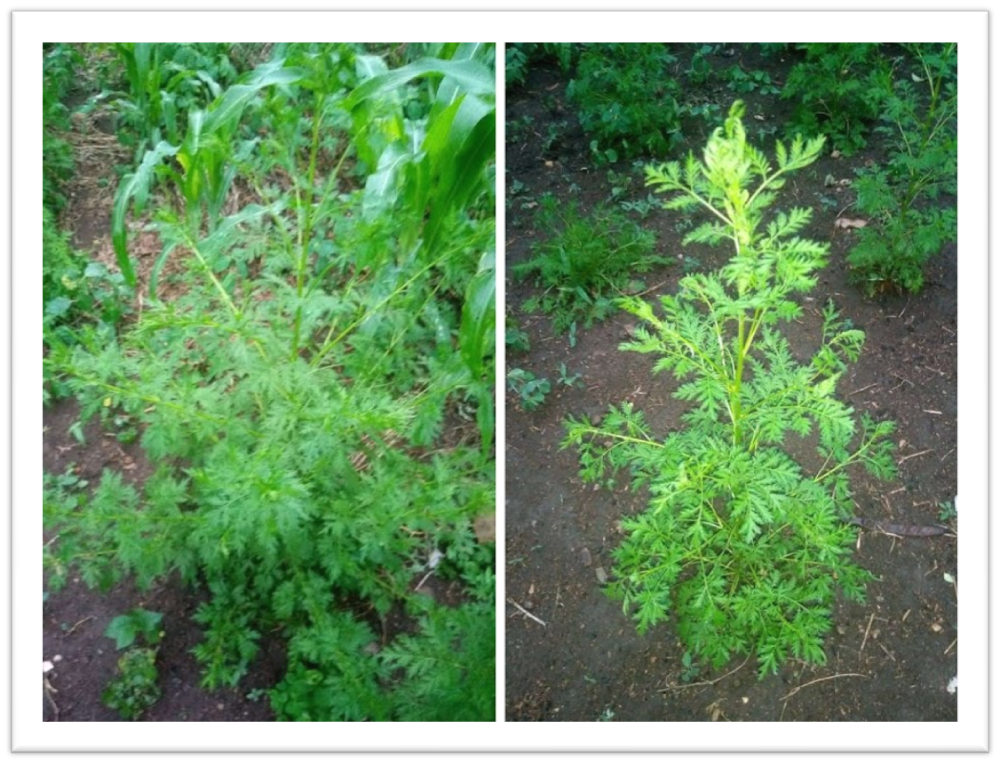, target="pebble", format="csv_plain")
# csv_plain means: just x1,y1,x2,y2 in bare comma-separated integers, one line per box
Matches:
595,567,608,584
581,548,592,567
